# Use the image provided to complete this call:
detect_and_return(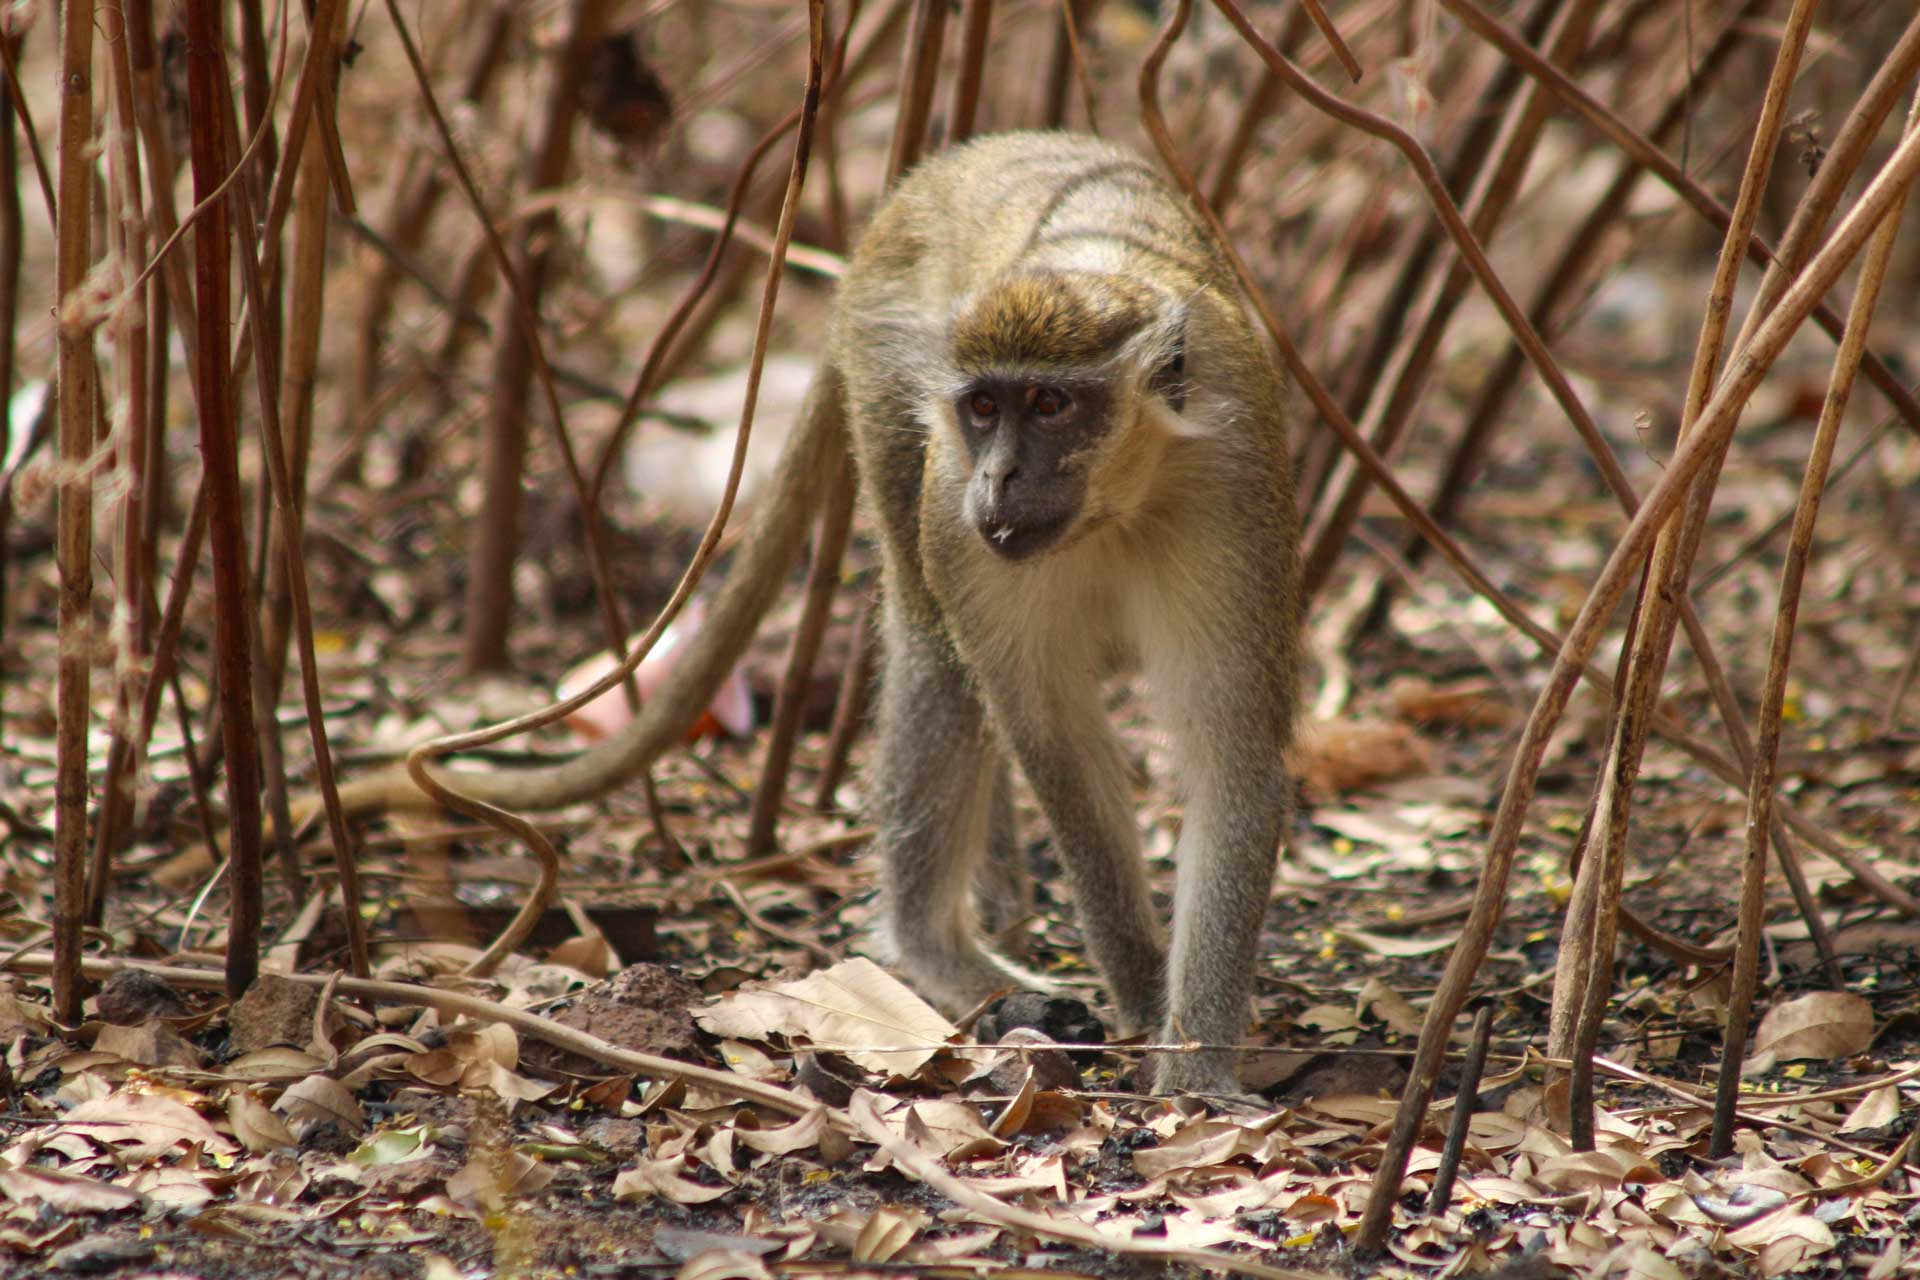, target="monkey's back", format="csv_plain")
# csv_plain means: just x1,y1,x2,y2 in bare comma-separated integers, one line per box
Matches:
840,132,1234,315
